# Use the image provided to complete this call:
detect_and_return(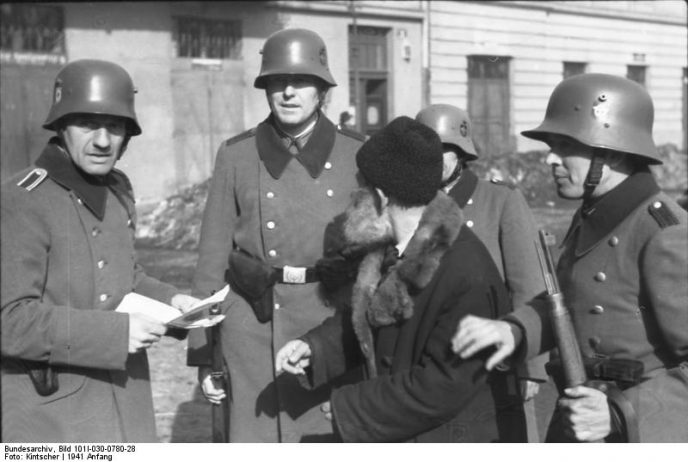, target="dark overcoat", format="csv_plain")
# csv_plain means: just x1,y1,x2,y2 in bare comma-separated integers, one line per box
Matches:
509,171,688,442
186,114,363,442
301,192,519,442
1,140,180,442
448,170,553,440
